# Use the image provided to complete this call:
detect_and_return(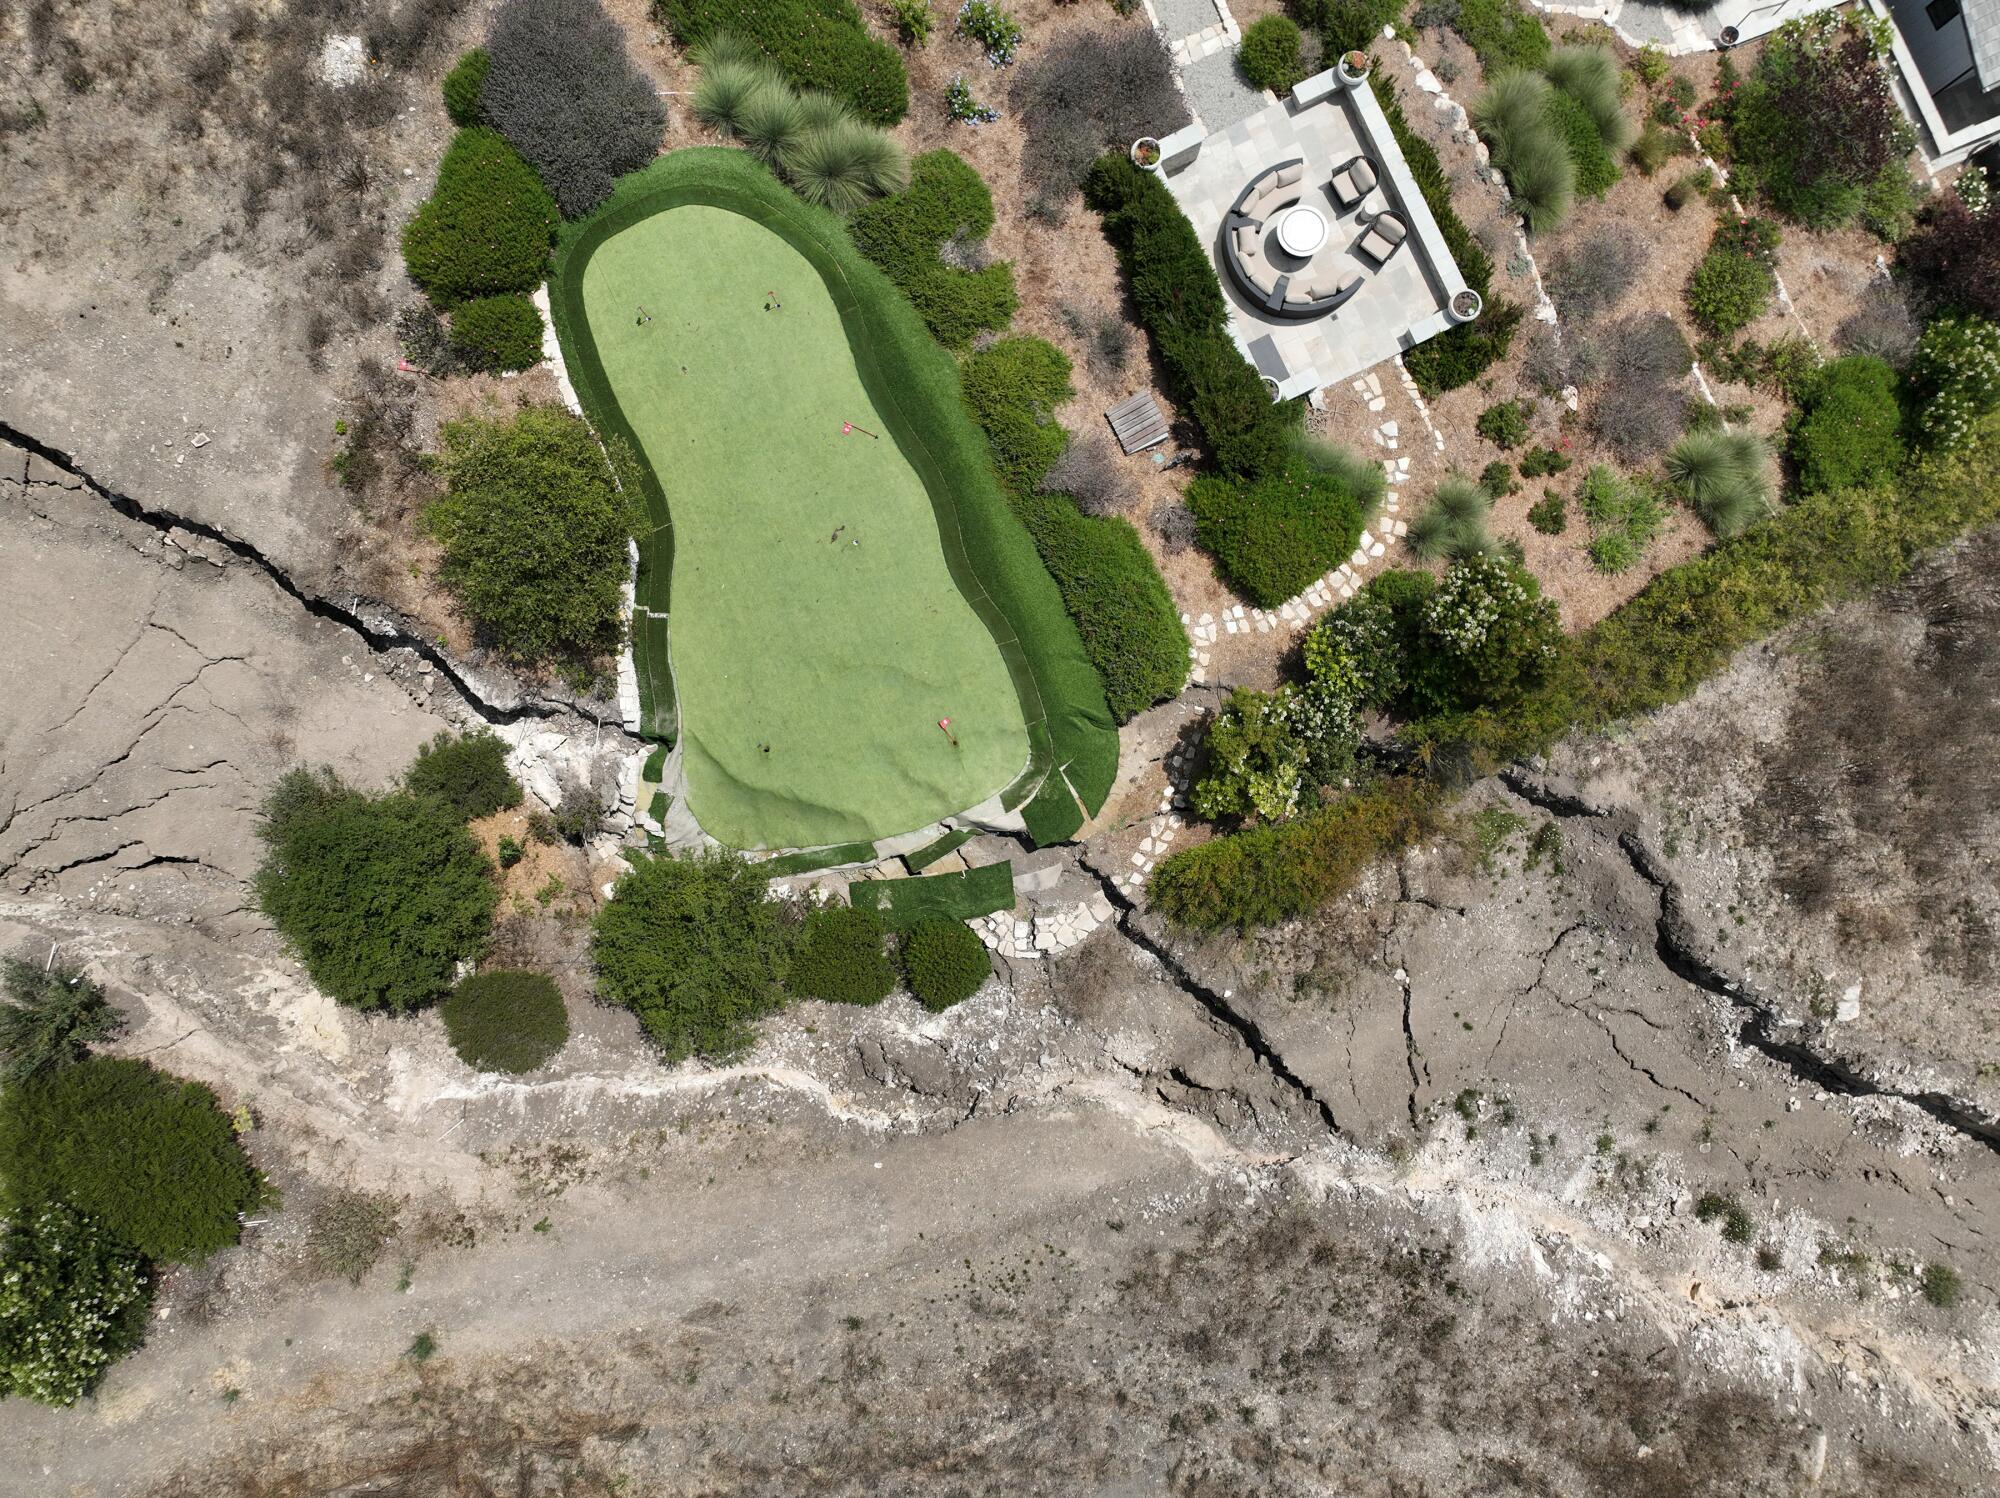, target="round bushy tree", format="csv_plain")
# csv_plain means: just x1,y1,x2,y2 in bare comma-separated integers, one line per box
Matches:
1789,356,1904,492
787,905,895,1005
442,971,569,1073
0,1203,151,1407
403,731,524,822
1239,17,1305,93
1411,553,1561,713
426,407,635,665
253,768,498,1014
400,127,559,307
0,1058,264,1265
900,918,990,1011
1908,315,2000,451
592,849,793,1061
448,294,544,373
